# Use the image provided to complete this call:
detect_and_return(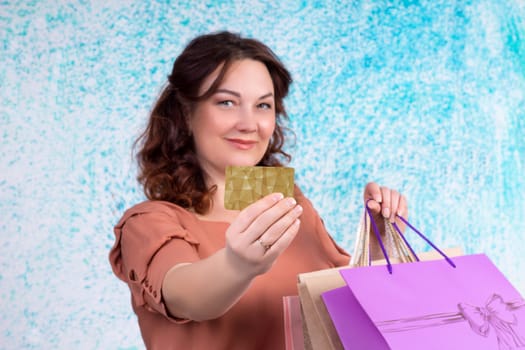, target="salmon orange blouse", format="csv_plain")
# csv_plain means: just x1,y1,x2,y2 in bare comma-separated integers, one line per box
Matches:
109,187,350,349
